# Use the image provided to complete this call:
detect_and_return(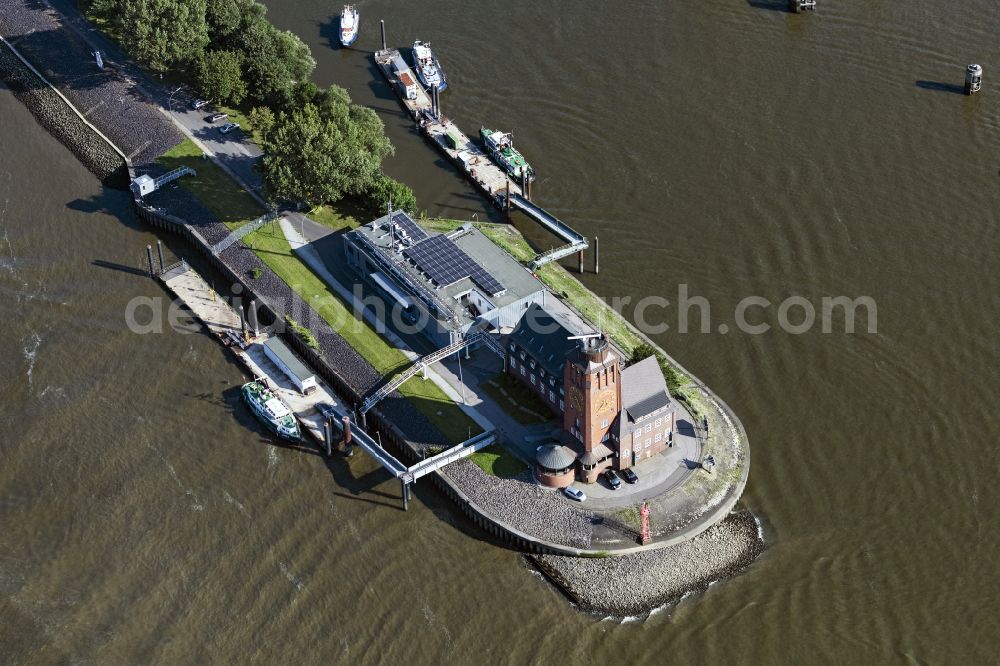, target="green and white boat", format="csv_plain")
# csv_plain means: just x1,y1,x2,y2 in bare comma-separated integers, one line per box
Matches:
241,379,301,441
480,128,535,182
